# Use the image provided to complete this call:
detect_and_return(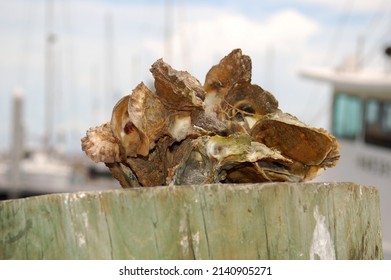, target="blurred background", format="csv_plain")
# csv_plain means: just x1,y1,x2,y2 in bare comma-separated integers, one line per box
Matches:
0,0,391,257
